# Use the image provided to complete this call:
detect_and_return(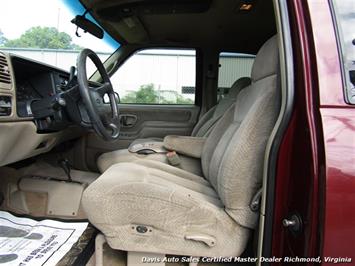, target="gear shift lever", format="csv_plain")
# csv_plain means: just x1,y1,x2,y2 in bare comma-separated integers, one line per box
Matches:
59,158,72,182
